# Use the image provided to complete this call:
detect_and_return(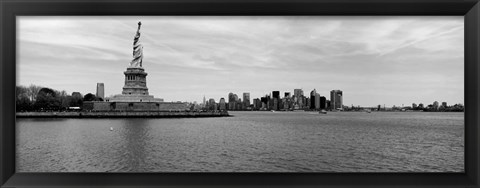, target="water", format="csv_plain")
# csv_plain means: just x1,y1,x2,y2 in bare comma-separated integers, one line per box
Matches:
16,111,464,172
